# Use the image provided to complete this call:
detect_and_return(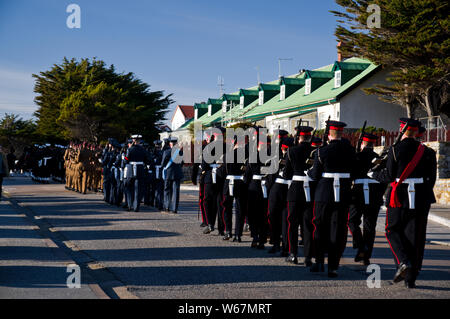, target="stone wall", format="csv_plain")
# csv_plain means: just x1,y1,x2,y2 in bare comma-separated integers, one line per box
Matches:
374,141,450,206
